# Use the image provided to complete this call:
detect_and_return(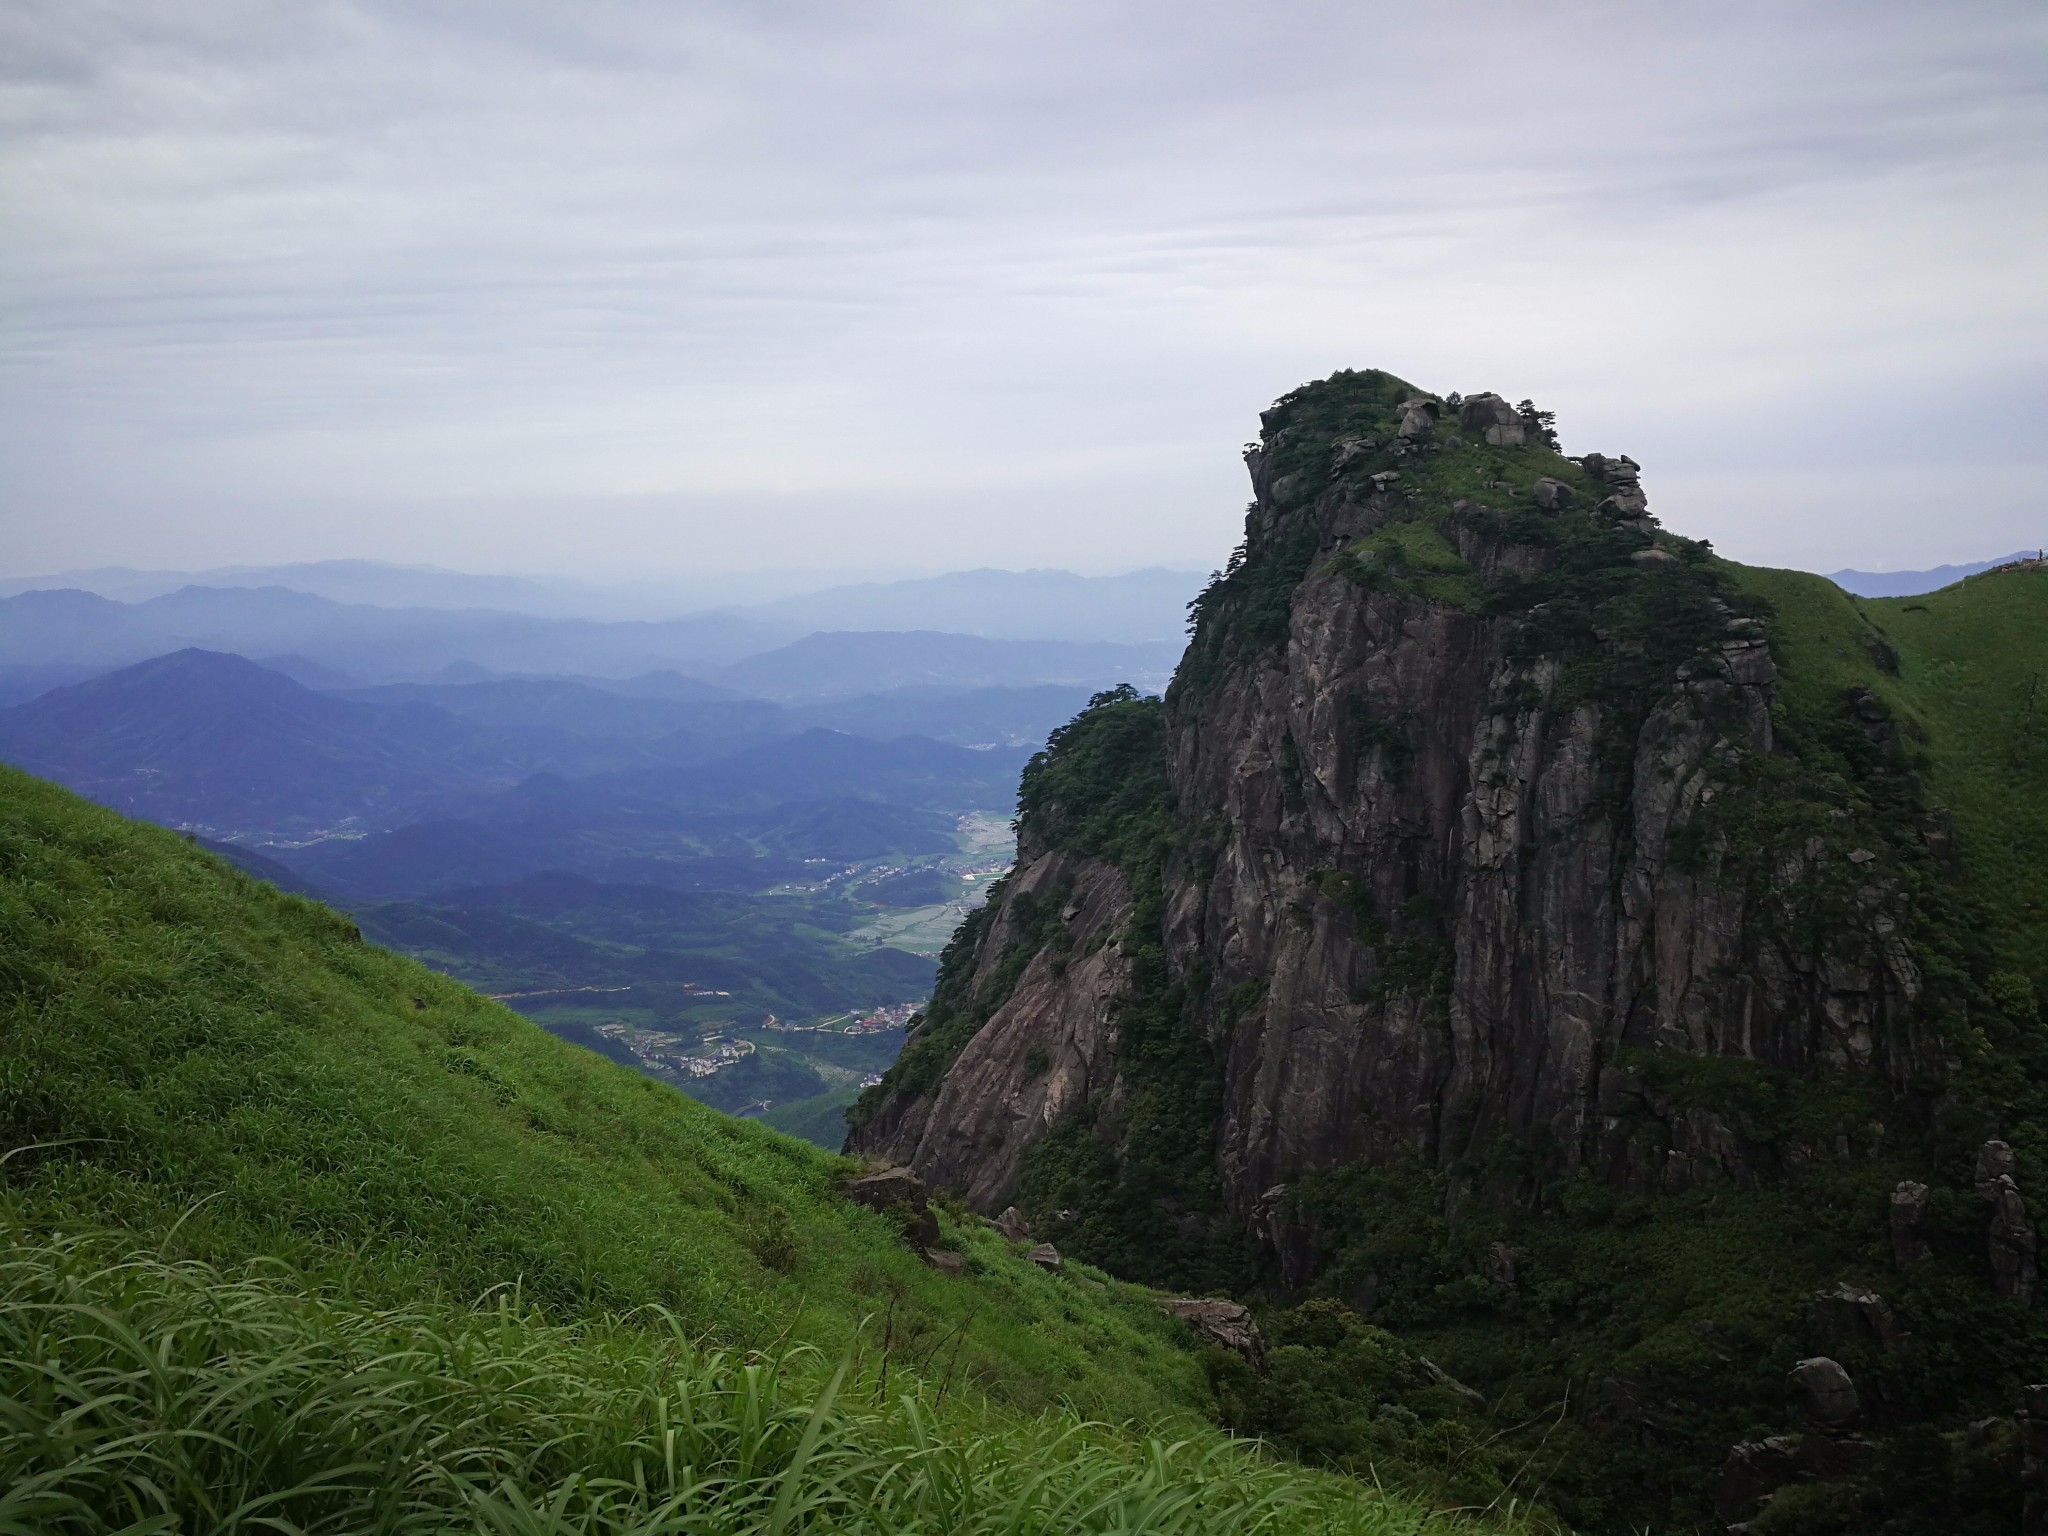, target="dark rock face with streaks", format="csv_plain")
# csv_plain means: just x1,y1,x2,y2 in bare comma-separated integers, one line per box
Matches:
852,846,1132,1209
853,367,1931,1244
